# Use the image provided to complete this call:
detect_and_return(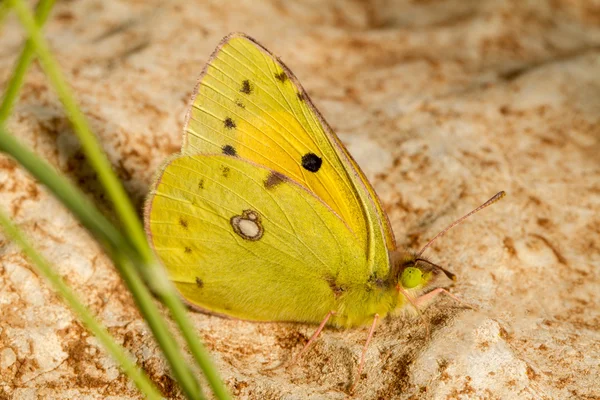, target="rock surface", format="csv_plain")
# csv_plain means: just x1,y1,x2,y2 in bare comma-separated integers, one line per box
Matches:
1,1,599,399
